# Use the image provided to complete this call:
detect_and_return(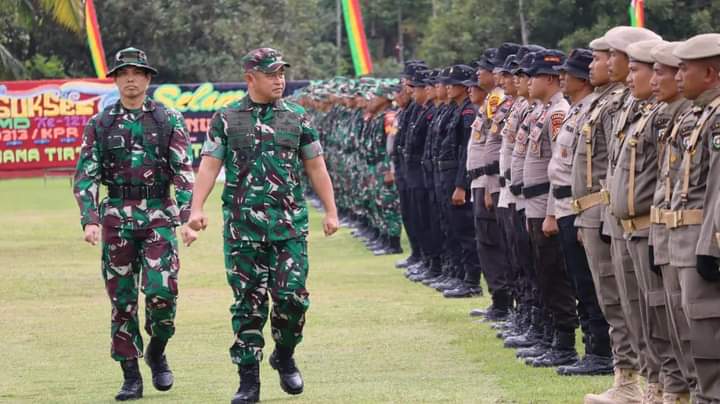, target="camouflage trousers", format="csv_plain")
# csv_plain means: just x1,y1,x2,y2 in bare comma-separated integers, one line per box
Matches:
101,226,179,362
379,181,401,237
224,237,310,365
